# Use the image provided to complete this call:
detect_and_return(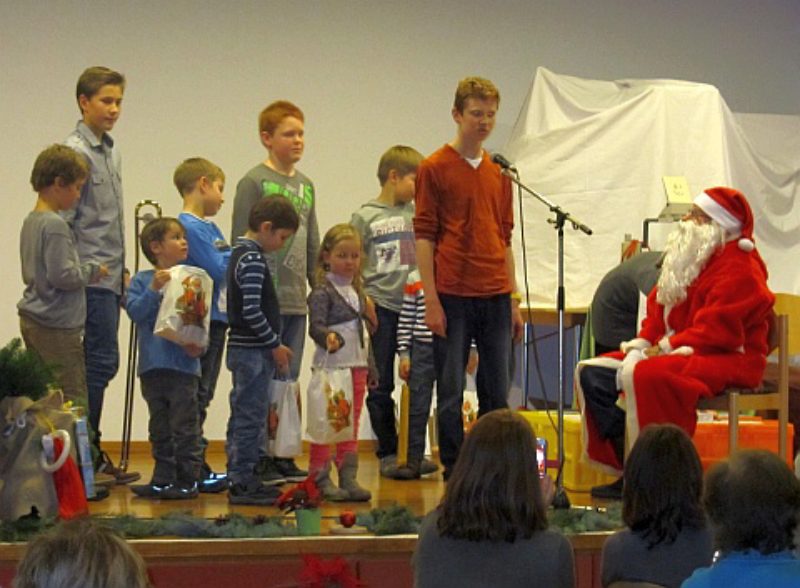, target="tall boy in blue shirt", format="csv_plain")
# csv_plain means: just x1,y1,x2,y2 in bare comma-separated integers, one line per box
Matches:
64,66,139,484
175,157,231,490
126,217,225,499
226,196,299,505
